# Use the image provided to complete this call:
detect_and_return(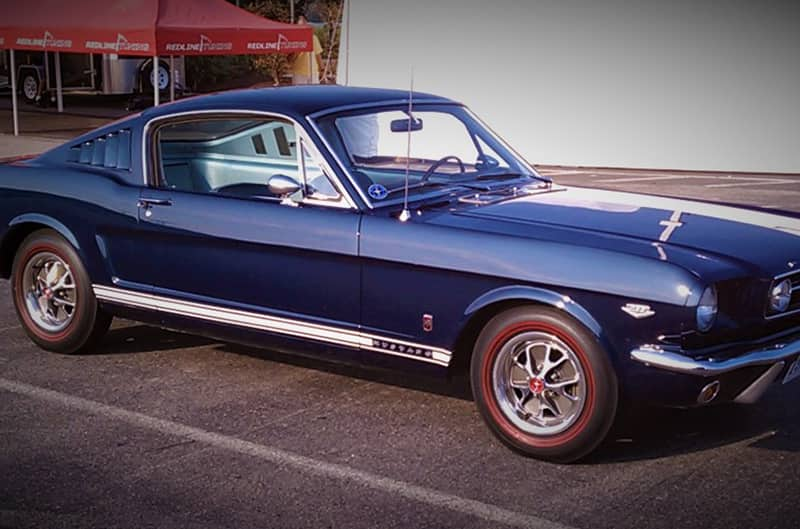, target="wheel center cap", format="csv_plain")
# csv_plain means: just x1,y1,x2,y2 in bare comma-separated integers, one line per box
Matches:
529,377,545,395
43,288,53,300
